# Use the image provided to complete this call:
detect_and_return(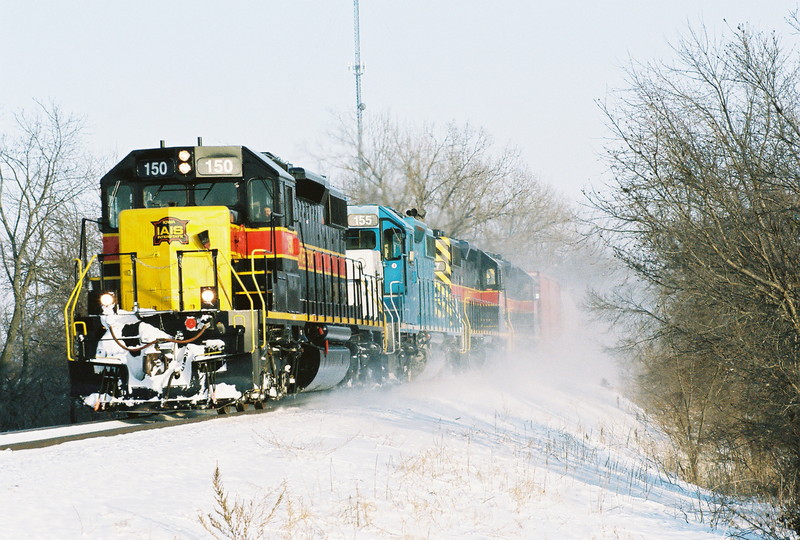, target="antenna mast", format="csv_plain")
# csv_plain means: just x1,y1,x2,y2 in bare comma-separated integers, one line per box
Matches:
353,0,366,173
